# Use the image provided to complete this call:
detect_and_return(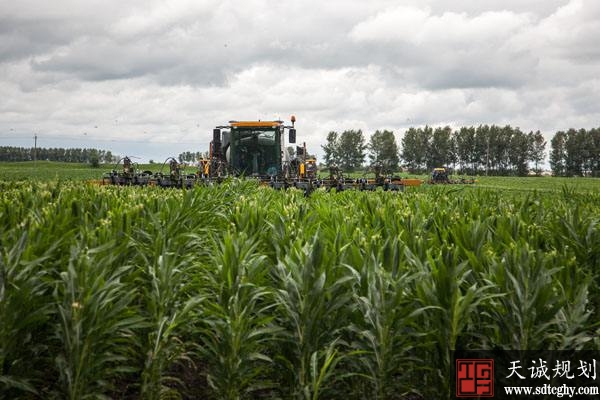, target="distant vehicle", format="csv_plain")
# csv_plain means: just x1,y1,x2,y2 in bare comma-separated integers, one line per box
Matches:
430,167,451,184
429,167,475,185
